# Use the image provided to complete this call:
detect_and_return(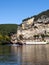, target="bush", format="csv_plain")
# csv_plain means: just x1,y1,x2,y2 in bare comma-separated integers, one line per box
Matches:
33,35,39,38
